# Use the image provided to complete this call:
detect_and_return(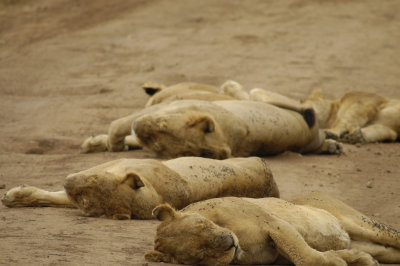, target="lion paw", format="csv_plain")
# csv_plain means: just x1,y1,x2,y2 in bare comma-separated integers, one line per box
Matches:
80,135,109,153
324,130,340,140
334,249,379,266
341,129,366,144
320,139,343,155
2,185,40,207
